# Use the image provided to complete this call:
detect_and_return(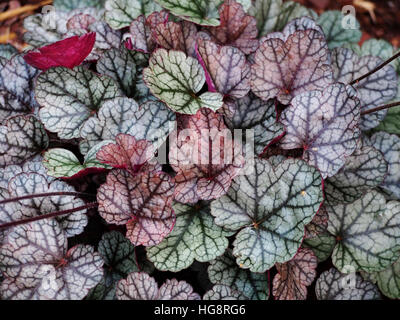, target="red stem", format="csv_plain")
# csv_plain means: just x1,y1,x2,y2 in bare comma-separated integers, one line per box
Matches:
0,202,98,230
0,192,95,205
